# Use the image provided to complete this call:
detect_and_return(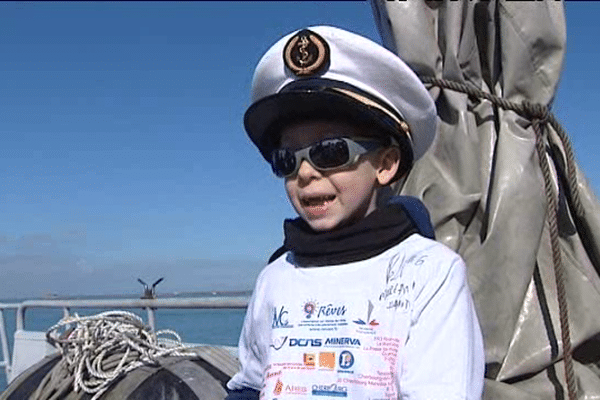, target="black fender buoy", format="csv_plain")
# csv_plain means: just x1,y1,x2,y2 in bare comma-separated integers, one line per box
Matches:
1,353,230,400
